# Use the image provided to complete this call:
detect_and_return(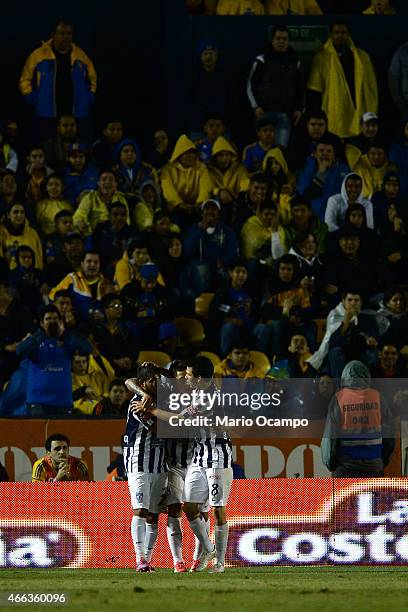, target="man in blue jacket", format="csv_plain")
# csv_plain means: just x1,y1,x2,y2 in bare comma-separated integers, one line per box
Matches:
16,304,92,417
183,199,239,294
297,136,349,219
19,20,97,140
